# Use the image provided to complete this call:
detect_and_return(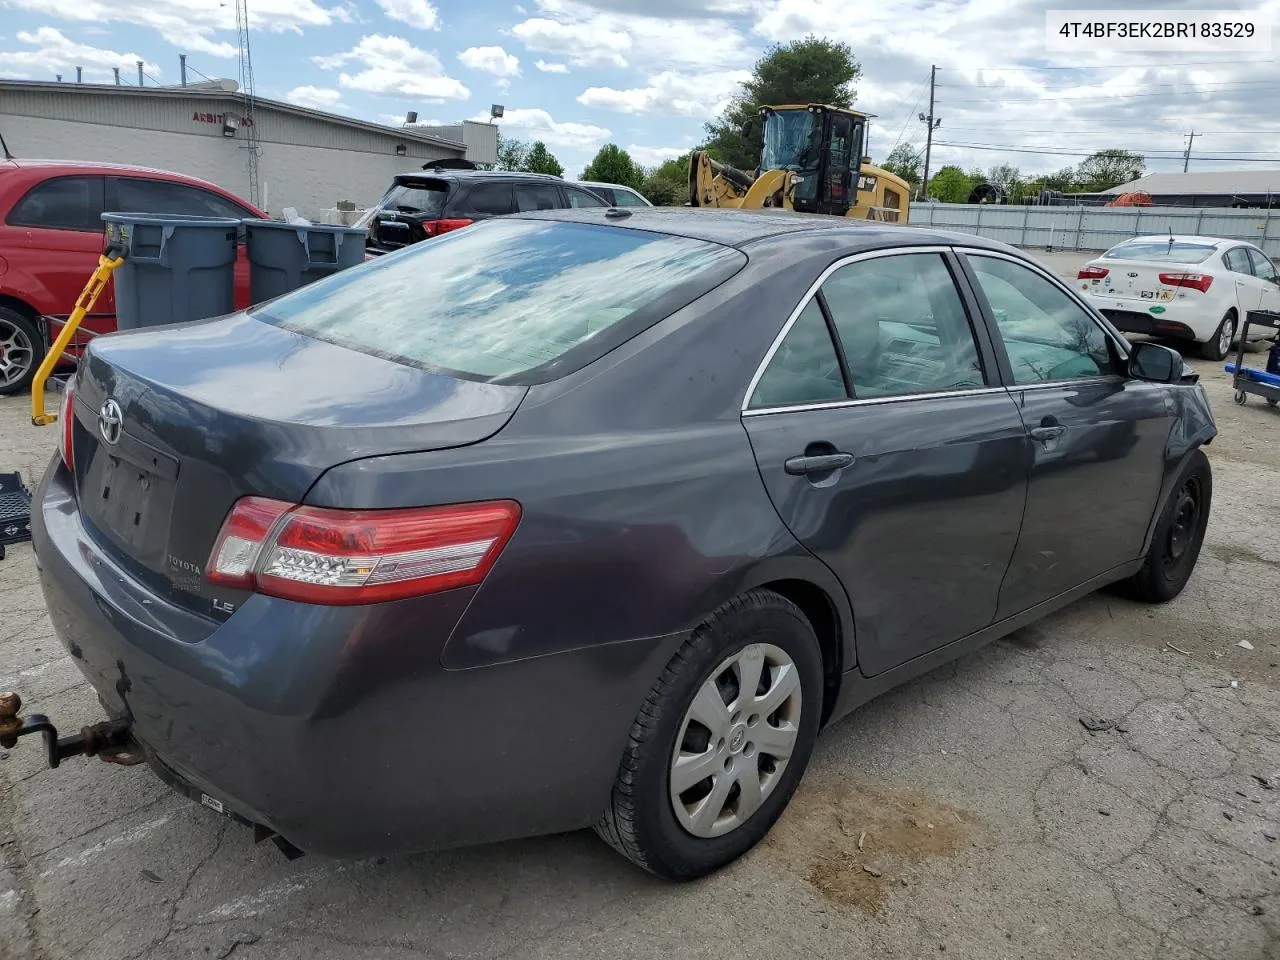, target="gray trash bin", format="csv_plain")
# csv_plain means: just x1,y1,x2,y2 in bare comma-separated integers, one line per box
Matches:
102,213,241,331
243,219,368,304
